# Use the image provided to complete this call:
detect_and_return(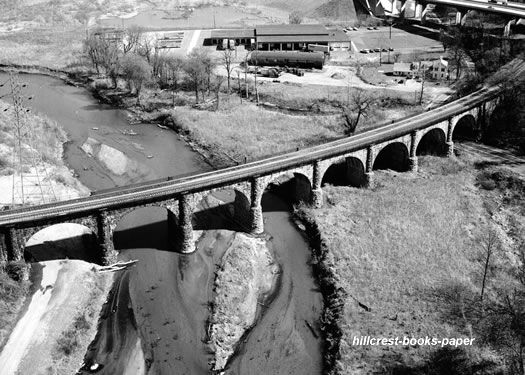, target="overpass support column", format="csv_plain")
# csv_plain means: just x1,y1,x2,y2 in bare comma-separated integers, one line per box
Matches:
409,131,419,172
365,146,375,188
415,2,423,19
178,195,196,254
504,20,512,38
455,11,462,25
97,211,116,265
250,178,265,234
312,161,323,208
446,118,454,157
